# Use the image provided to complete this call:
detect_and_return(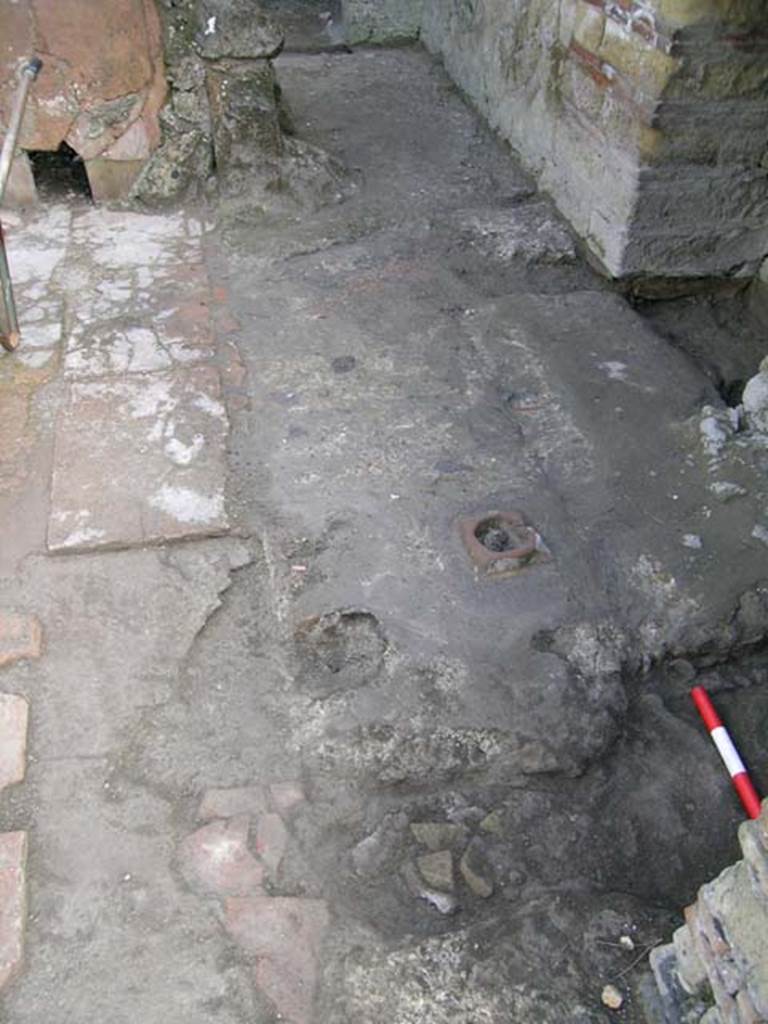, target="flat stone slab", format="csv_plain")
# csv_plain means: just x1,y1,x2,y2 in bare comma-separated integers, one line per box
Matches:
48,365,229,552
0,695,28,793
0,614,42,668
0,831,27,993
